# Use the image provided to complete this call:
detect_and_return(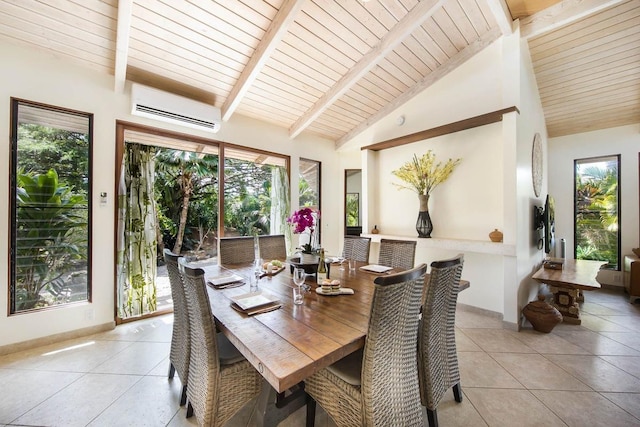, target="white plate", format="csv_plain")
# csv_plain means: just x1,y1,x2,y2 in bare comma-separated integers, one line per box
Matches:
360,264,393,273
230,292,279,311
207,274,245,286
